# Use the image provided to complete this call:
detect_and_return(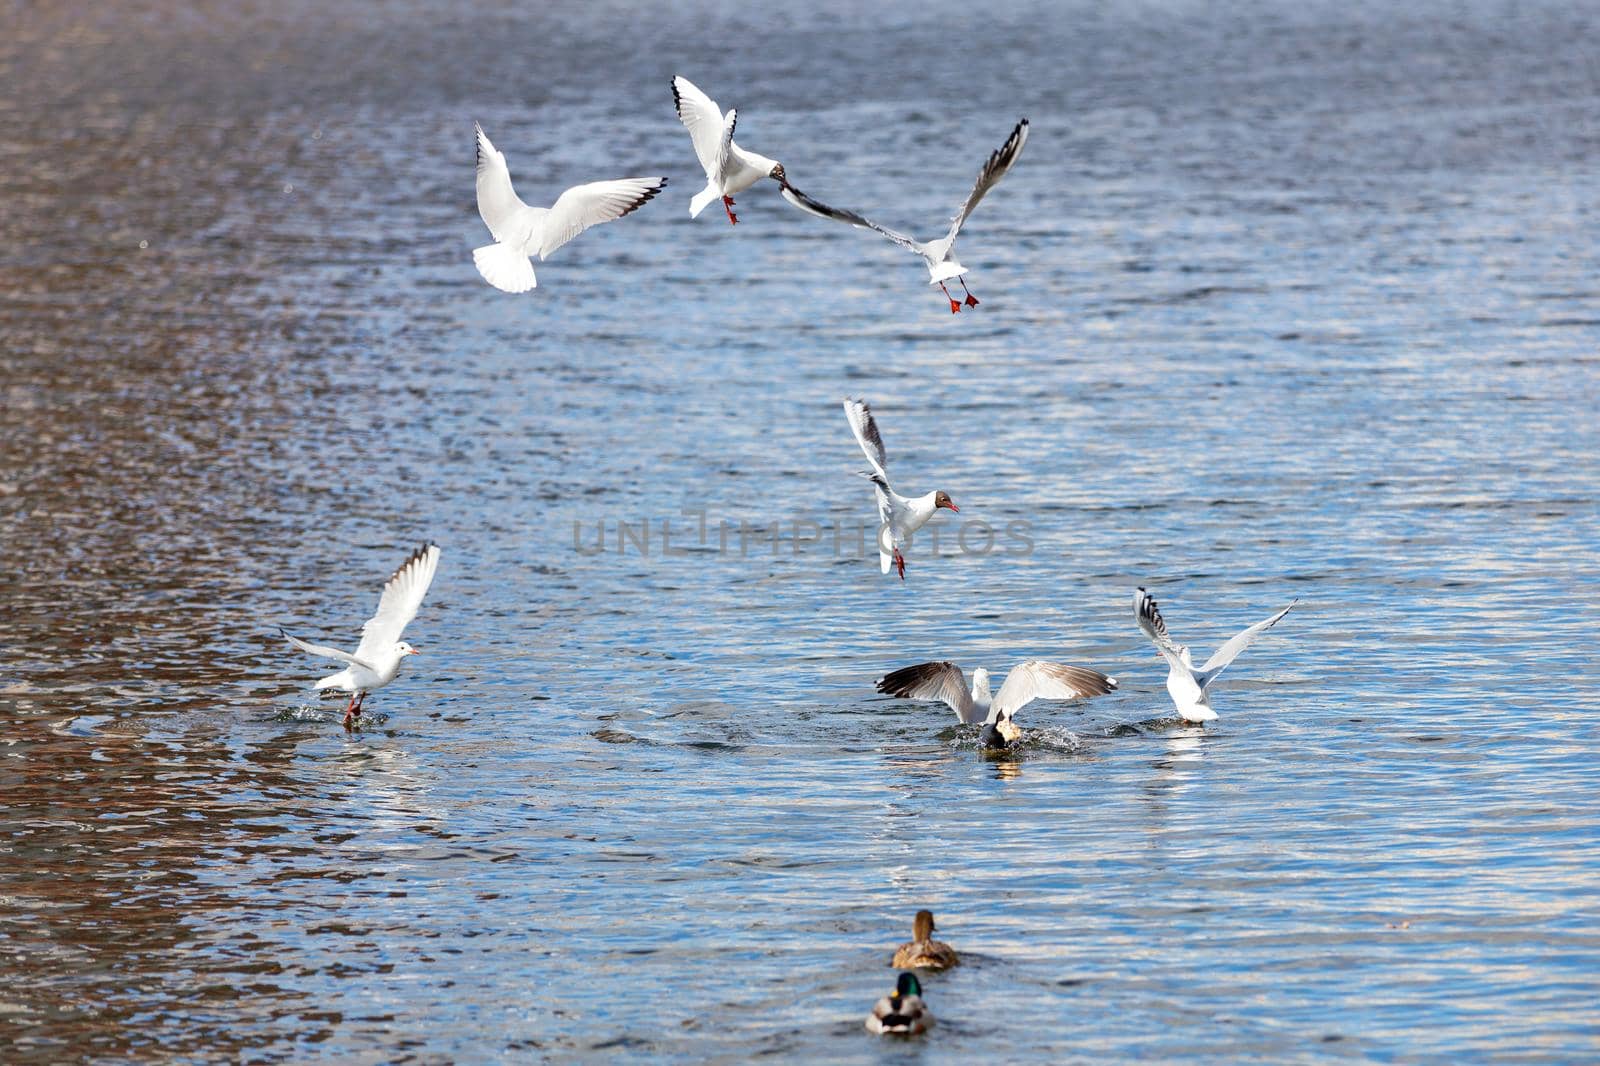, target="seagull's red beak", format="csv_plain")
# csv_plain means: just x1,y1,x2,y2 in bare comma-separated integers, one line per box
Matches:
945,501,959,512
408,647,422,655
